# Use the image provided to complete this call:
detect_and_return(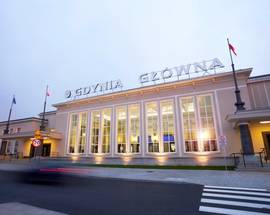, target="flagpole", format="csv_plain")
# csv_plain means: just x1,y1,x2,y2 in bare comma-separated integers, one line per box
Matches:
227,38,254,155
40,85,48,131
227,38,245,111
